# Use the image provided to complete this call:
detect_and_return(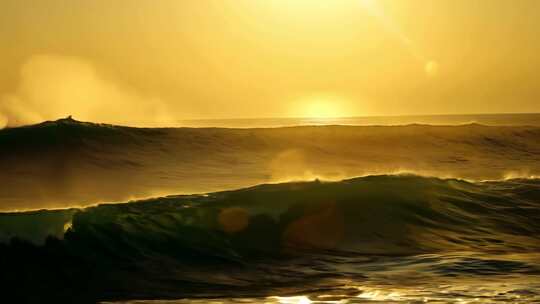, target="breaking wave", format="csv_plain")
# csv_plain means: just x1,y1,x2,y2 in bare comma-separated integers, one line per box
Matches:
4,174,540,253
1,175,540,302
